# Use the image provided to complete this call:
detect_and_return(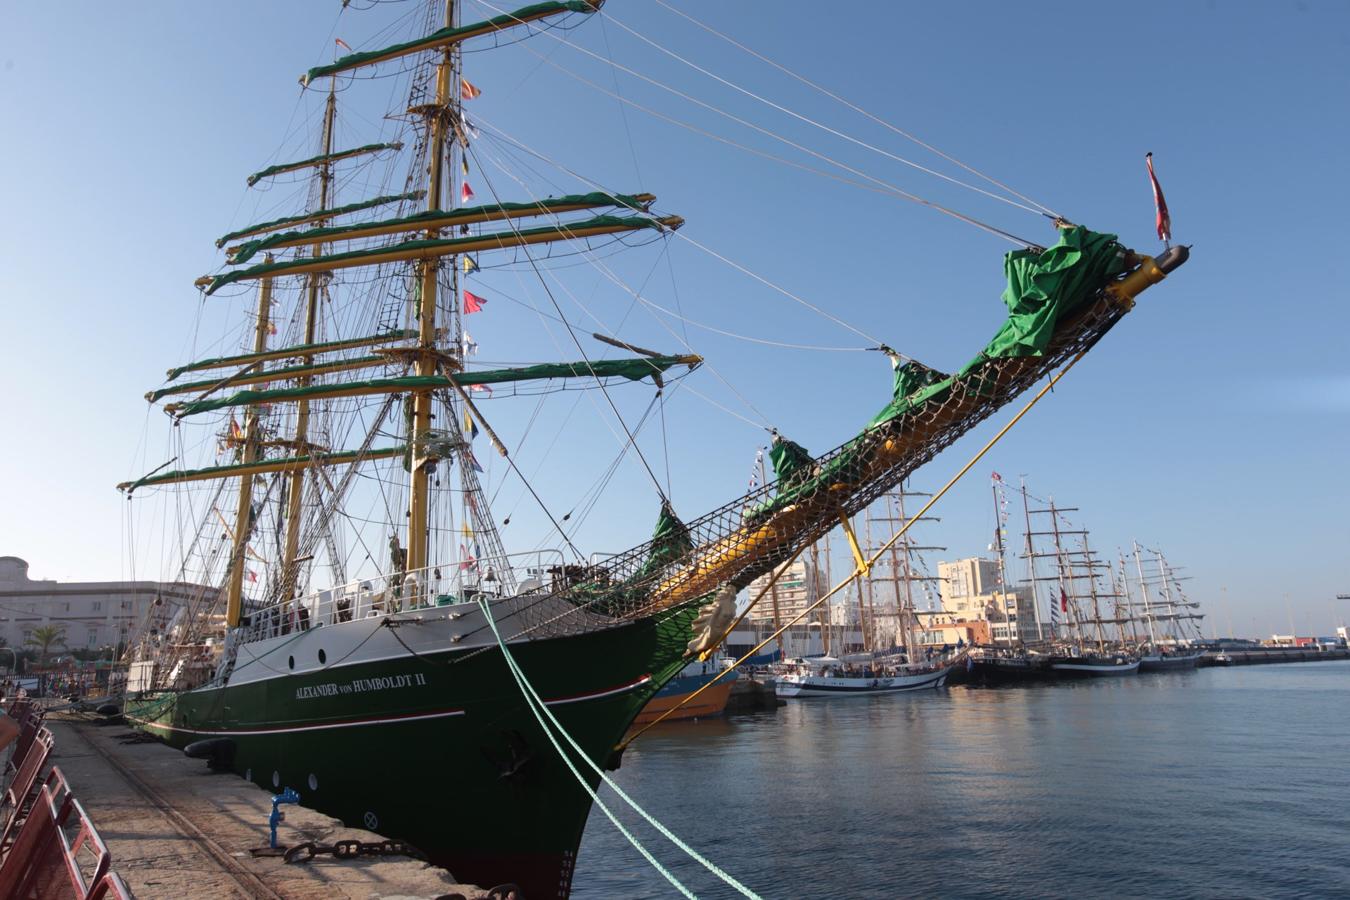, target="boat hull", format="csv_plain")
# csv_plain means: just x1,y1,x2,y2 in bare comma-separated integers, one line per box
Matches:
1049,657,1140,678
1138,651,1203,672
126,603,698,899
775,667,950,697
964,656,1057,685
631,666,738,726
